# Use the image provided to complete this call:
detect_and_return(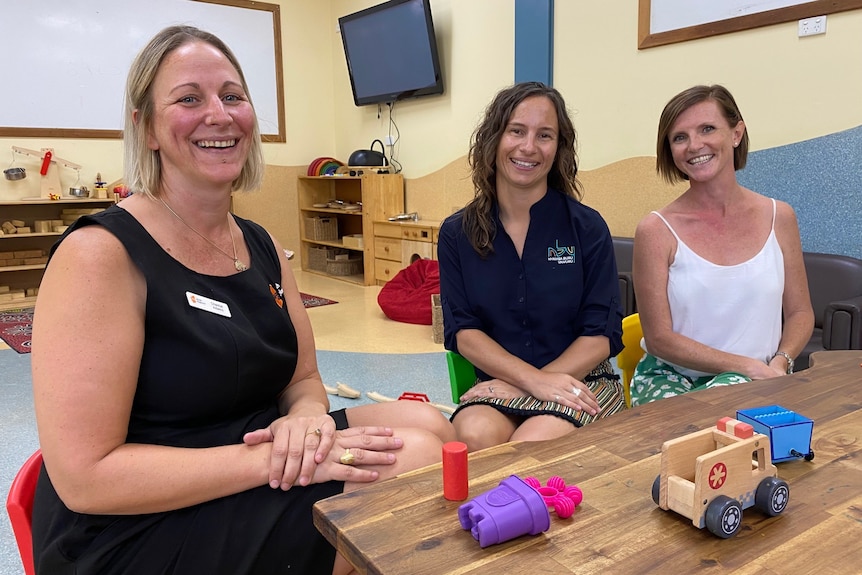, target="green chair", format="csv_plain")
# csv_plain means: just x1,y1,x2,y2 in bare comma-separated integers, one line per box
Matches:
446,351,476,404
